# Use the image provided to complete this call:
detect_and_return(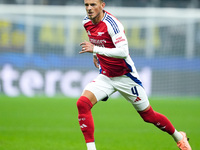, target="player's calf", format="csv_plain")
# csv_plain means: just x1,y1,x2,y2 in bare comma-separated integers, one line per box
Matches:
138,106,175,135
77,96,95,143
